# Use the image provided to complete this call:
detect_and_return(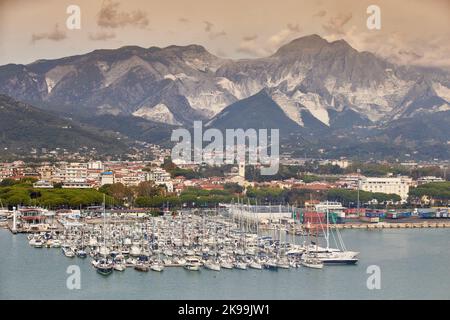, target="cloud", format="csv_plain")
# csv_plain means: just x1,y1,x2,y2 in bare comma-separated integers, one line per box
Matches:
89,31,116,41
202,20,226,40
314,10,327,17
209,31,227,40
287,23,301,32
243,35,258,42
203,21,214,32
97,0,149,29
322,12,352,35
325,27,450,70
31,24,66,43
236,23,303,57
179,17,189,23
266,23,303,52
